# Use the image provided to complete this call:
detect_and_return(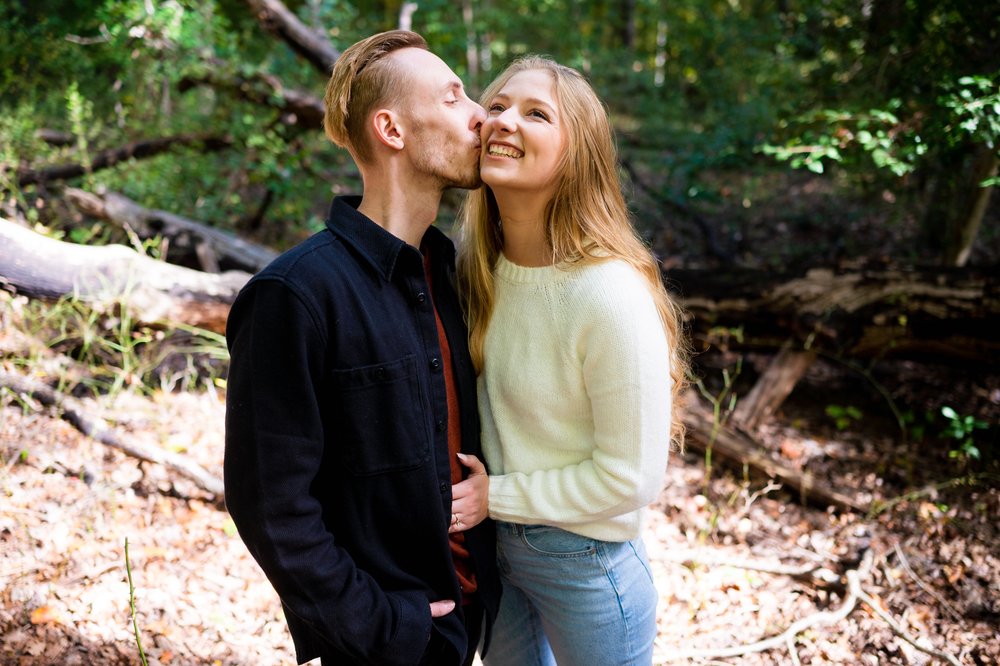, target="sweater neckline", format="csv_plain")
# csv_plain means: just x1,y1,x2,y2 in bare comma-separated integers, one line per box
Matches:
495,252,572,284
